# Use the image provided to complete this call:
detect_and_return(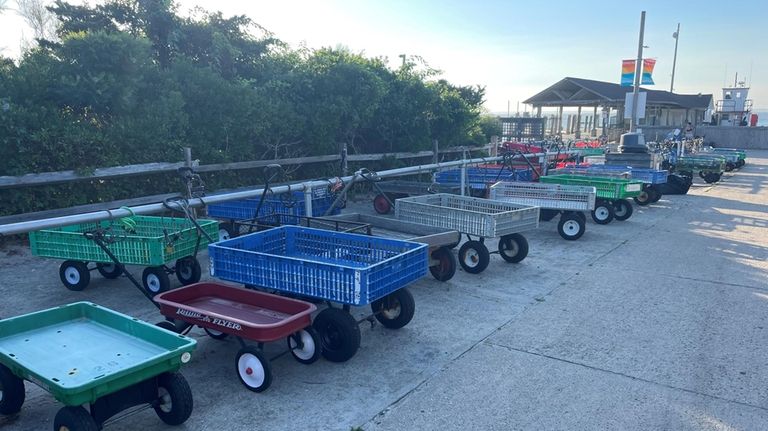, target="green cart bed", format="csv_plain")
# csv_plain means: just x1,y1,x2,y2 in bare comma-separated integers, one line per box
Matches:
29,215,218,293
0,302,196,430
